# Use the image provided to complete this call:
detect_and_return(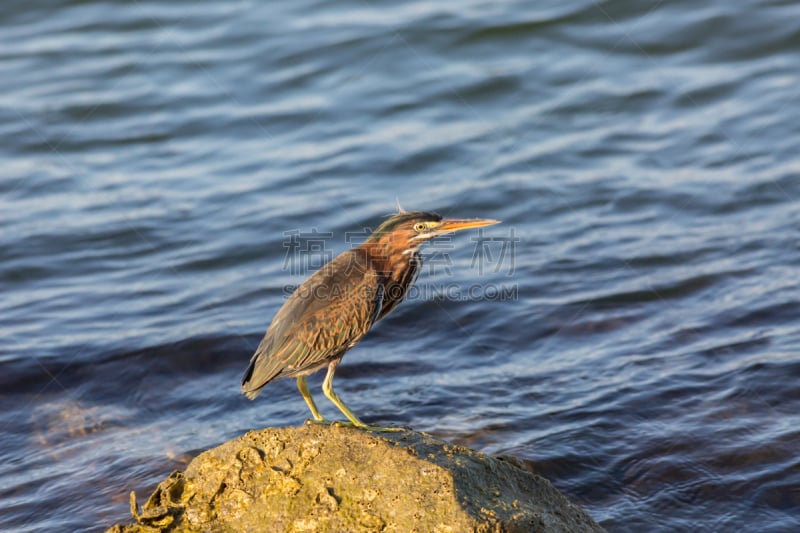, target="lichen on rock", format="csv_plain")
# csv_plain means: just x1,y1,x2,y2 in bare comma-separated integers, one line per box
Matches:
106,424,605,532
